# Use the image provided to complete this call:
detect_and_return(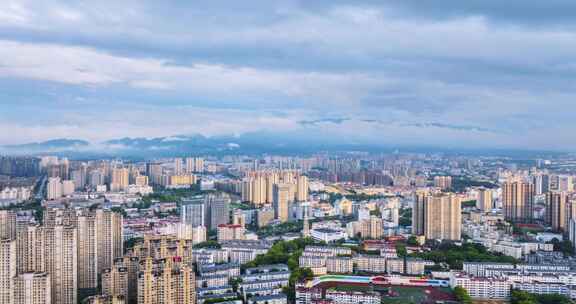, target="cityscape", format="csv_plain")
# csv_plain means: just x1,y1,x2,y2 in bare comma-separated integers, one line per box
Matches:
2,1,576,304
